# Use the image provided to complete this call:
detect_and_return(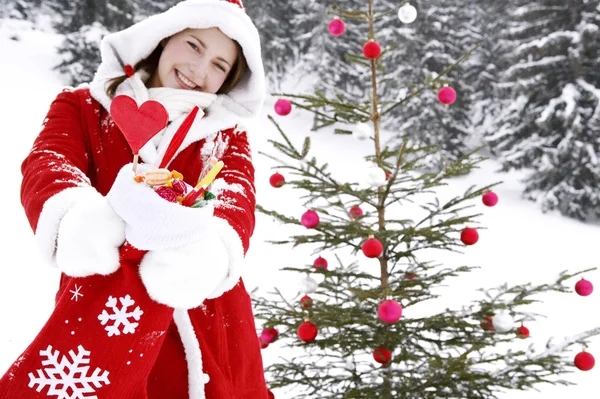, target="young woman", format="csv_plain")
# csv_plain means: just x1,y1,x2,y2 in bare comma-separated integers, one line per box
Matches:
0,0,269,398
